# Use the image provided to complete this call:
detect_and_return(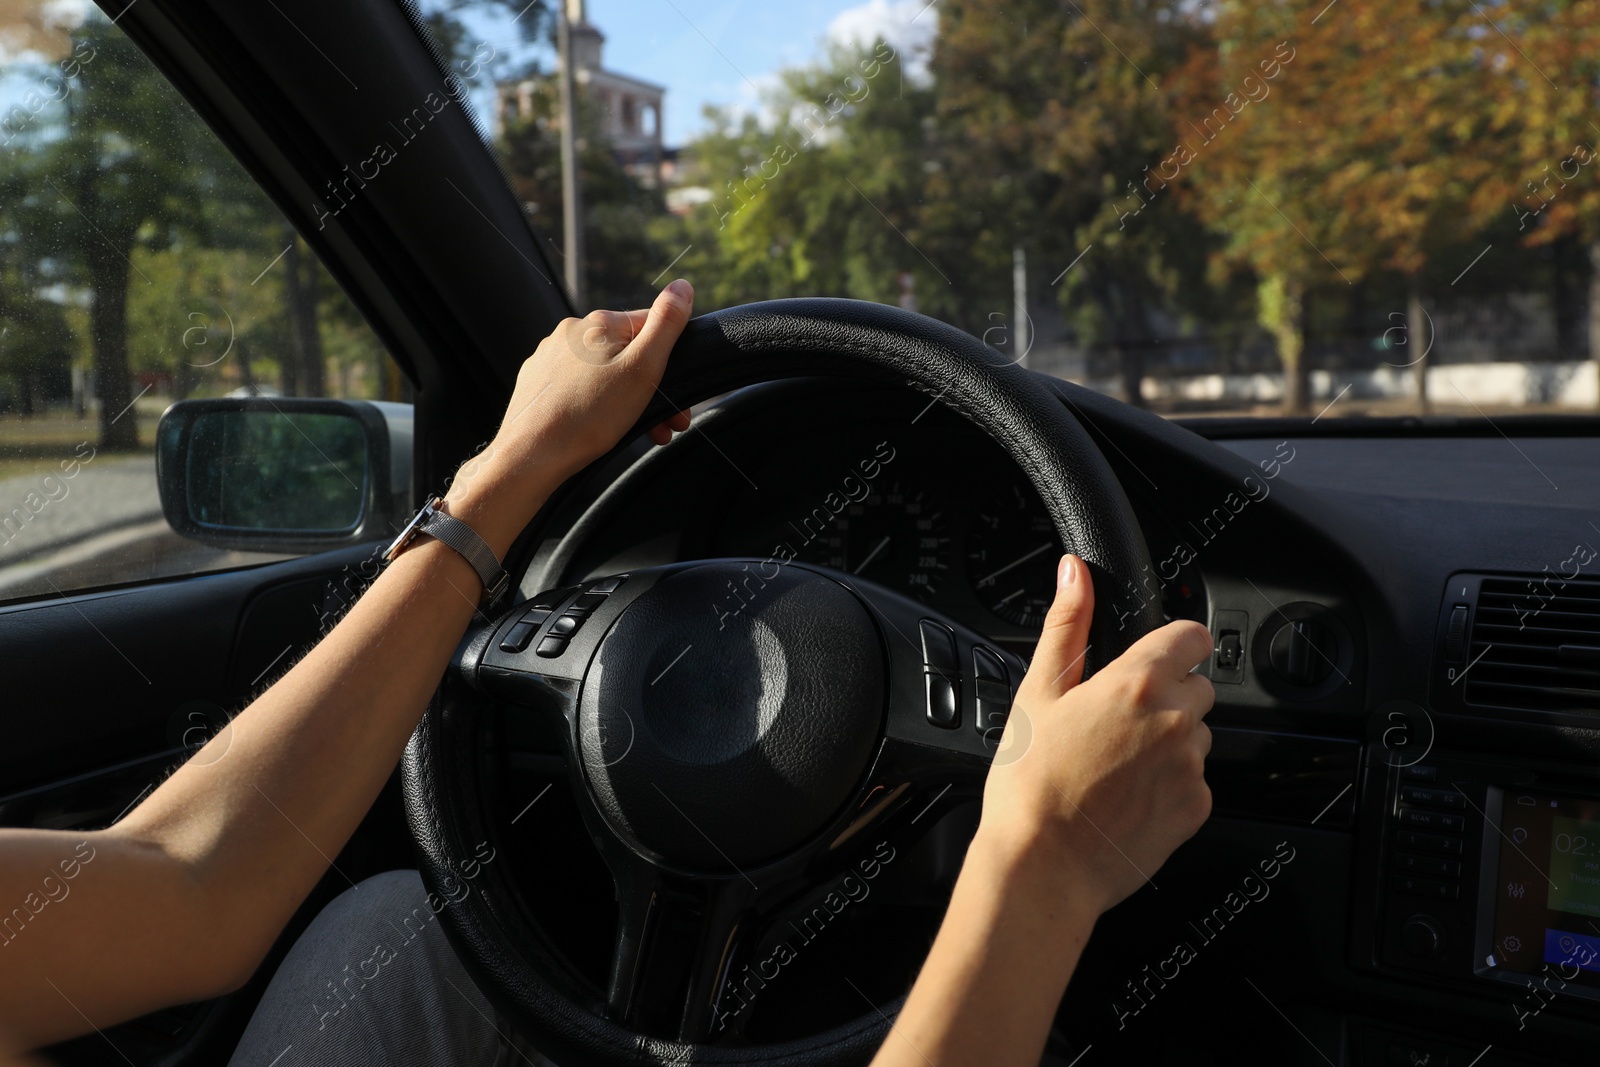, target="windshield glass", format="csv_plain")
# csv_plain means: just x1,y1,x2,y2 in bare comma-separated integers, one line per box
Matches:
415,0,1600,421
